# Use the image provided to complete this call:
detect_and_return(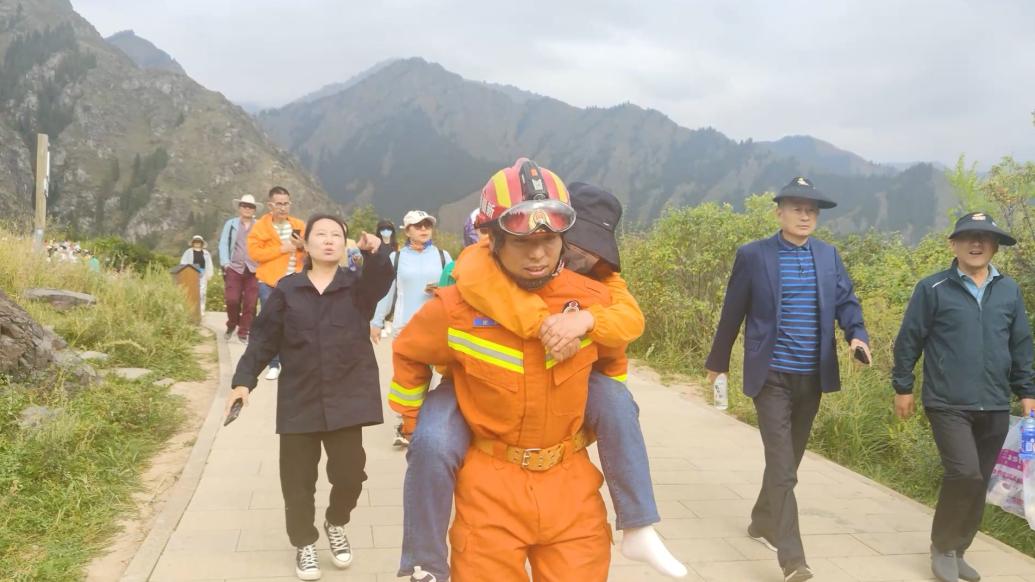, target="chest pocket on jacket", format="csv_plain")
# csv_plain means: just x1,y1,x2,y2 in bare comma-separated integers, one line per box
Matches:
283,295,316,345
462,355,523,426
329,294,362,335
550,343,597,415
